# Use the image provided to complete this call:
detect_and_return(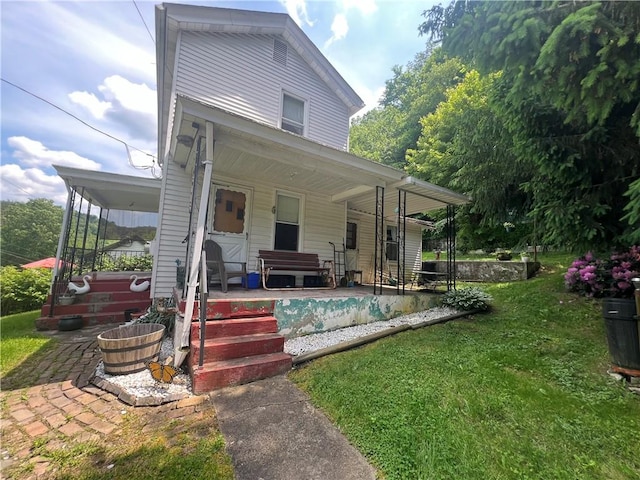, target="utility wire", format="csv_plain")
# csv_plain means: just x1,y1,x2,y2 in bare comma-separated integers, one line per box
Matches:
132,0,155,45
1,78,157,166
2,179,36,199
